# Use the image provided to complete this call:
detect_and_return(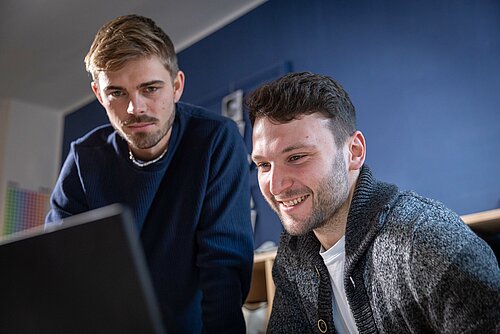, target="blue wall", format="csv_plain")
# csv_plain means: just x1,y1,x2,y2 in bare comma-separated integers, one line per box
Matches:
178,0,500,216
64,0,500,247
62,99,107,162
